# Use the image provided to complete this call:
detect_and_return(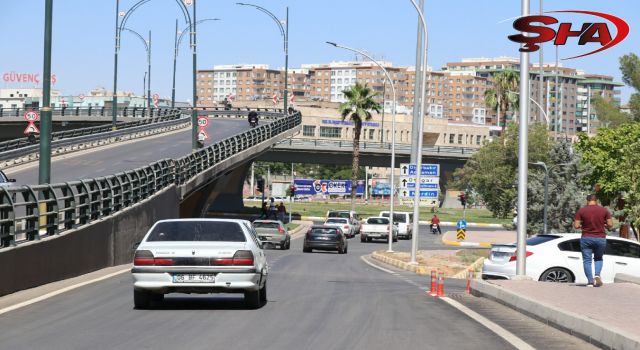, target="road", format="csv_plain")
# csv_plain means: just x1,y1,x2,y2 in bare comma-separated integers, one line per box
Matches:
5,118,253,185
0,228,515,350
